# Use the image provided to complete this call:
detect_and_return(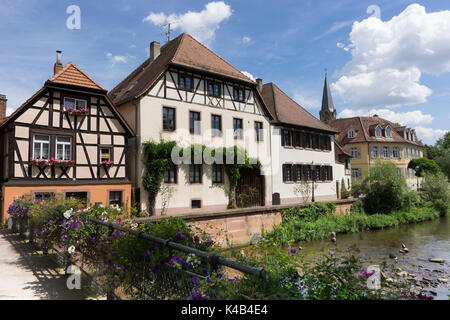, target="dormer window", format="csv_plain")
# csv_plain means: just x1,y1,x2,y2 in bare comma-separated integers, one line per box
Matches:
375,125,382,138
385,126,392,138
179,74,193,91
347,128,355,139
64,97,87,111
